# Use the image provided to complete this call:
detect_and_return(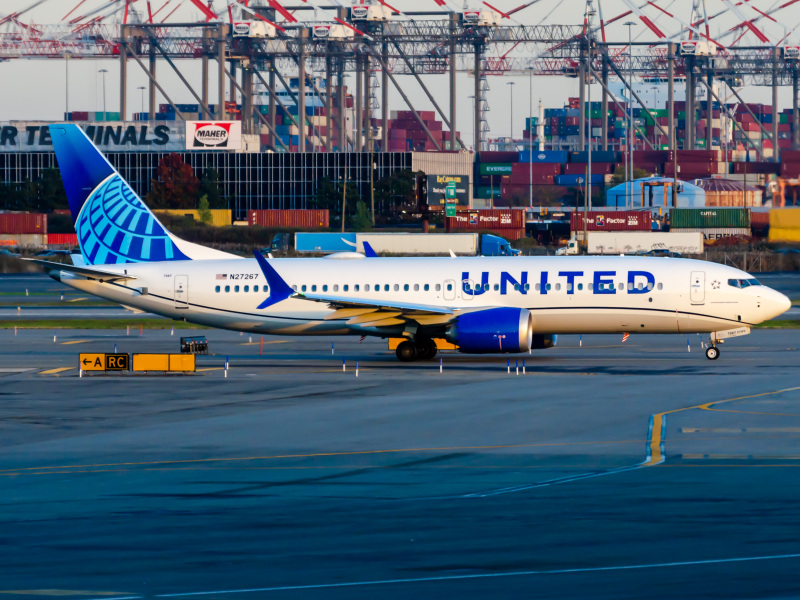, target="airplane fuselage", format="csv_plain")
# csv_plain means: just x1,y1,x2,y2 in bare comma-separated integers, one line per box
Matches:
55,255,789,338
